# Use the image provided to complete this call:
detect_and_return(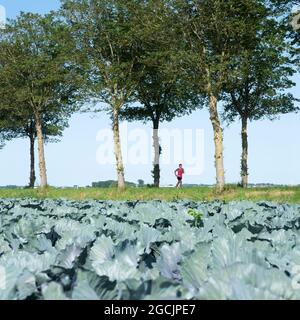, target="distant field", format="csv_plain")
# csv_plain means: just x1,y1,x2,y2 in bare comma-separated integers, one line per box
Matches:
0,185,300,204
